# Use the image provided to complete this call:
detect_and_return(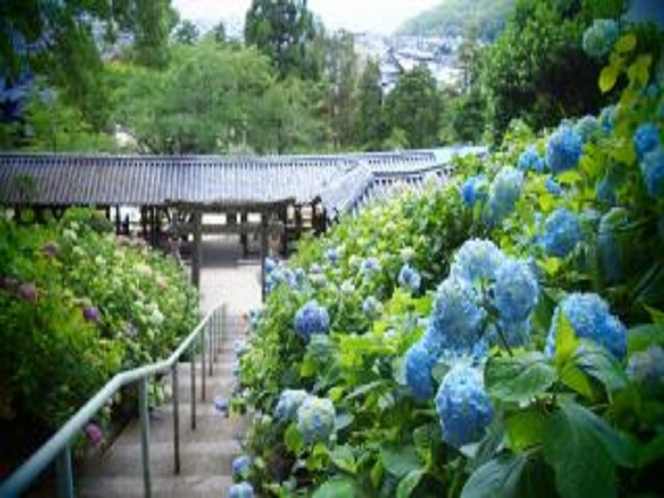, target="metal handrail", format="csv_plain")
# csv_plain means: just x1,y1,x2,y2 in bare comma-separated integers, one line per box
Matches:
0,301,226,498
